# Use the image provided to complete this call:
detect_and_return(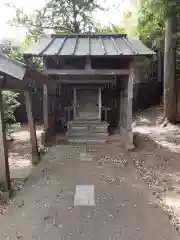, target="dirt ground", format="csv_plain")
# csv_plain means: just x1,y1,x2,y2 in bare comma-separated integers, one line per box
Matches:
0,125,43,215
0,143,179,239
132,105,180,233
1,107,180,235
8,125,43,170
